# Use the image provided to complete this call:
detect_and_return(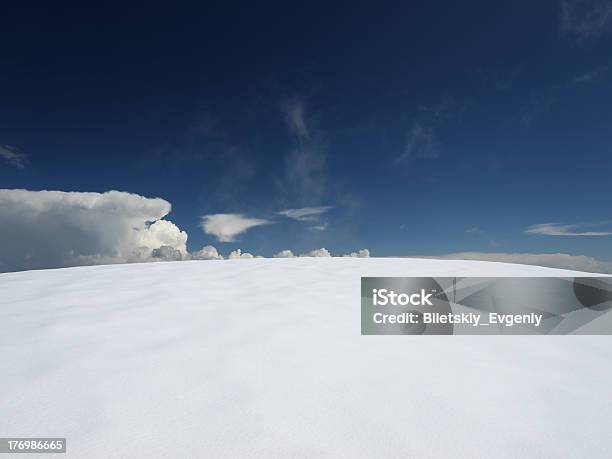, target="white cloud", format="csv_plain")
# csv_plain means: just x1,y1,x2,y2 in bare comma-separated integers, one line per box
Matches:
396,100,458,163
396,122,439,163
277,206,332,232
280,98,327,204
573,65,608,83
308,223,328,232
300,247,331,257
281,98,309,140
285,145,326,204
151,245,184,261
277,206,333,221
200,213,272,242
519,95,555,128
273,249,296,258
343,249,370,258
561,0,612,41
191,245,224,260
435,252,612,274
137,219,190,249
0,189,188,272
0,145,27,169
228,249,254,259
526,222,612,236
